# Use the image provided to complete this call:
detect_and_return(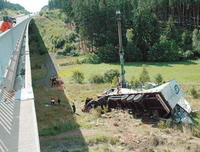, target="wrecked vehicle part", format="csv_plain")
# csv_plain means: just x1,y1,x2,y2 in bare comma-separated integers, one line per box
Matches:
133,94,144,102
121,94,129,101
83,80,192,123
126,95,135,102
172,104,193,124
